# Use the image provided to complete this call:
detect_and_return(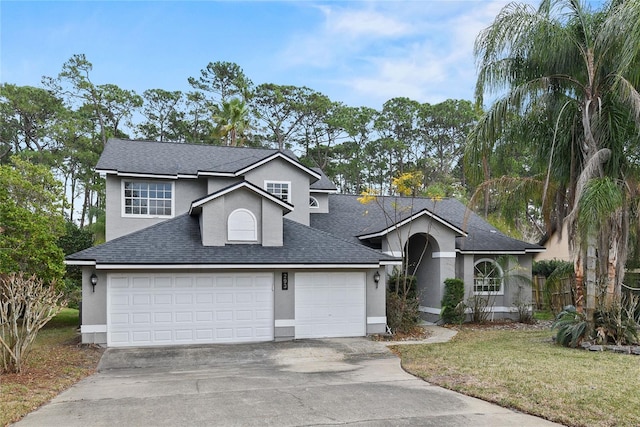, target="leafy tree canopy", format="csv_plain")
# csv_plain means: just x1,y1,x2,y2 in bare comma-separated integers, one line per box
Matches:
0,156,66,283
